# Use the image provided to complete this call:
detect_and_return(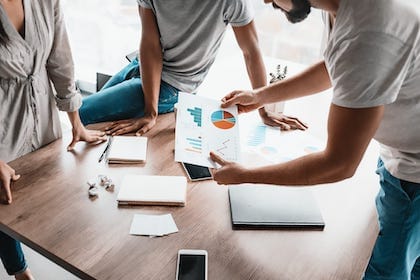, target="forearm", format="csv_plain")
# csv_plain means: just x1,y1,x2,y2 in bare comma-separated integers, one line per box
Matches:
243,48,267,89
256,61,331,105
242,151,352,186
139,44,162,117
